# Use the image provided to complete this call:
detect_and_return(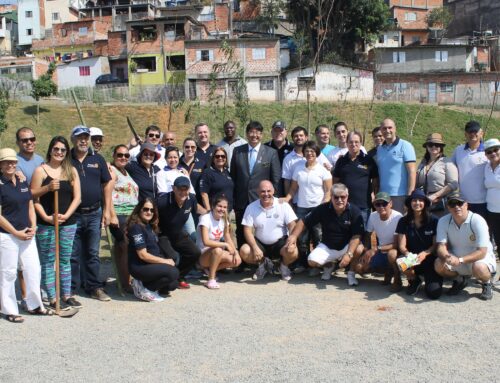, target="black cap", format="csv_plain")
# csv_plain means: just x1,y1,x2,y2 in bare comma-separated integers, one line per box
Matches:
173,176,191,189
272,120,286,130
465,120,481,133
